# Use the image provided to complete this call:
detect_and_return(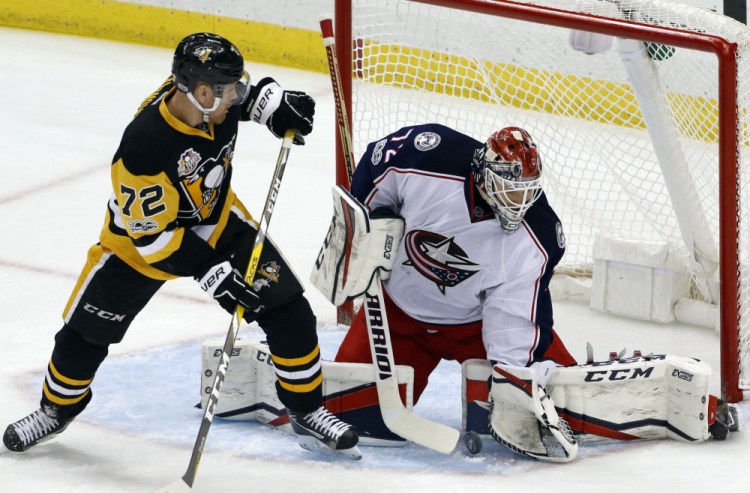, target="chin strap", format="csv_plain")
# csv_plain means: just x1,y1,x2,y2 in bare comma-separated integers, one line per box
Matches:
186,90,222,123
